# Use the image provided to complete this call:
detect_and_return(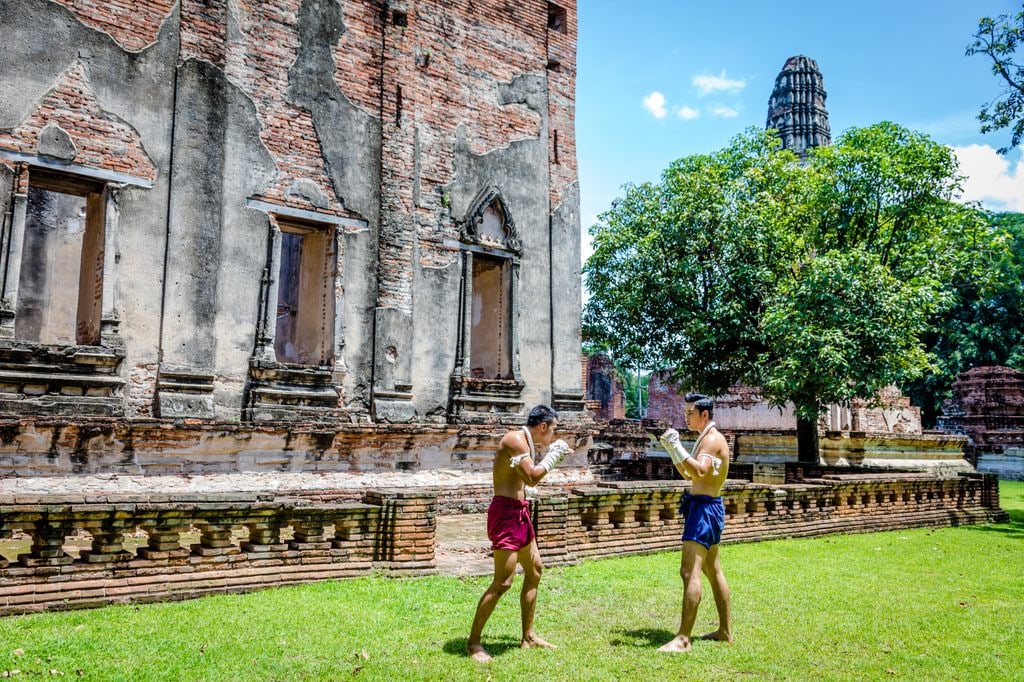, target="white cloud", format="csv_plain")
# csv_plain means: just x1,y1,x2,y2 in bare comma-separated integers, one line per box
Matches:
953,144,1024,212
642,91,667,119
692,71,746,96
709,104,739,119
676,105,700,121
